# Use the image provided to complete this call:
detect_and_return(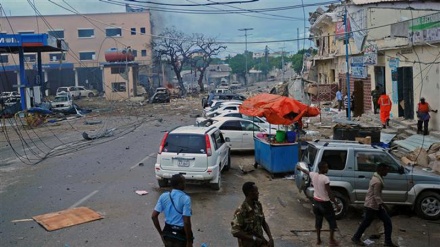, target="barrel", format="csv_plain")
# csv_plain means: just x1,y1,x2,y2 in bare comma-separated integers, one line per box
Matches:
275,130,286,142
286,131,296,143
